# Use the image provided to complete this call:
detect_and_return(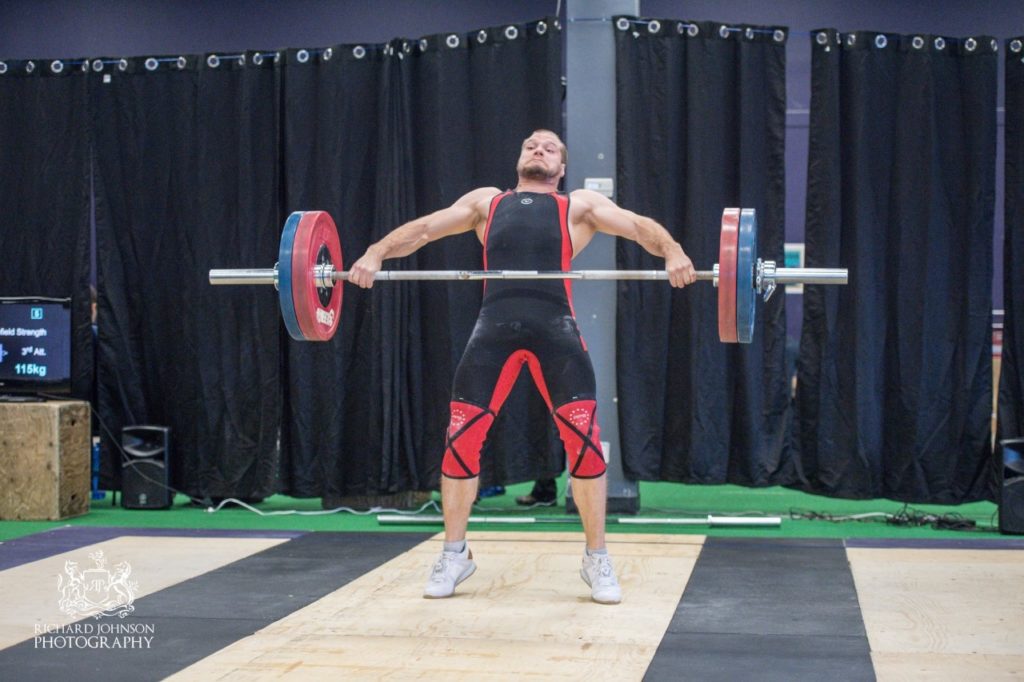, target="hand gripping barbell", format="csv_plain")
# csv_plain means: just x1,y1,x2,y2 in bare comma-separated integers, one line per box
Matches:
209,208,848,343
